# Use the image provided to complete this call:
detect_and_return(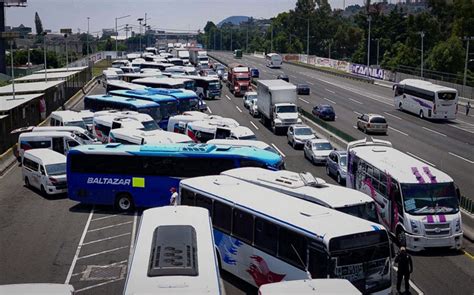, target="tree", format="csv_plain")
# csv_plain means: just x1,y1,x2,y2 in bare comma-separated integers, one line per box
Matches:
34,12,44,35
425,36,465,73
